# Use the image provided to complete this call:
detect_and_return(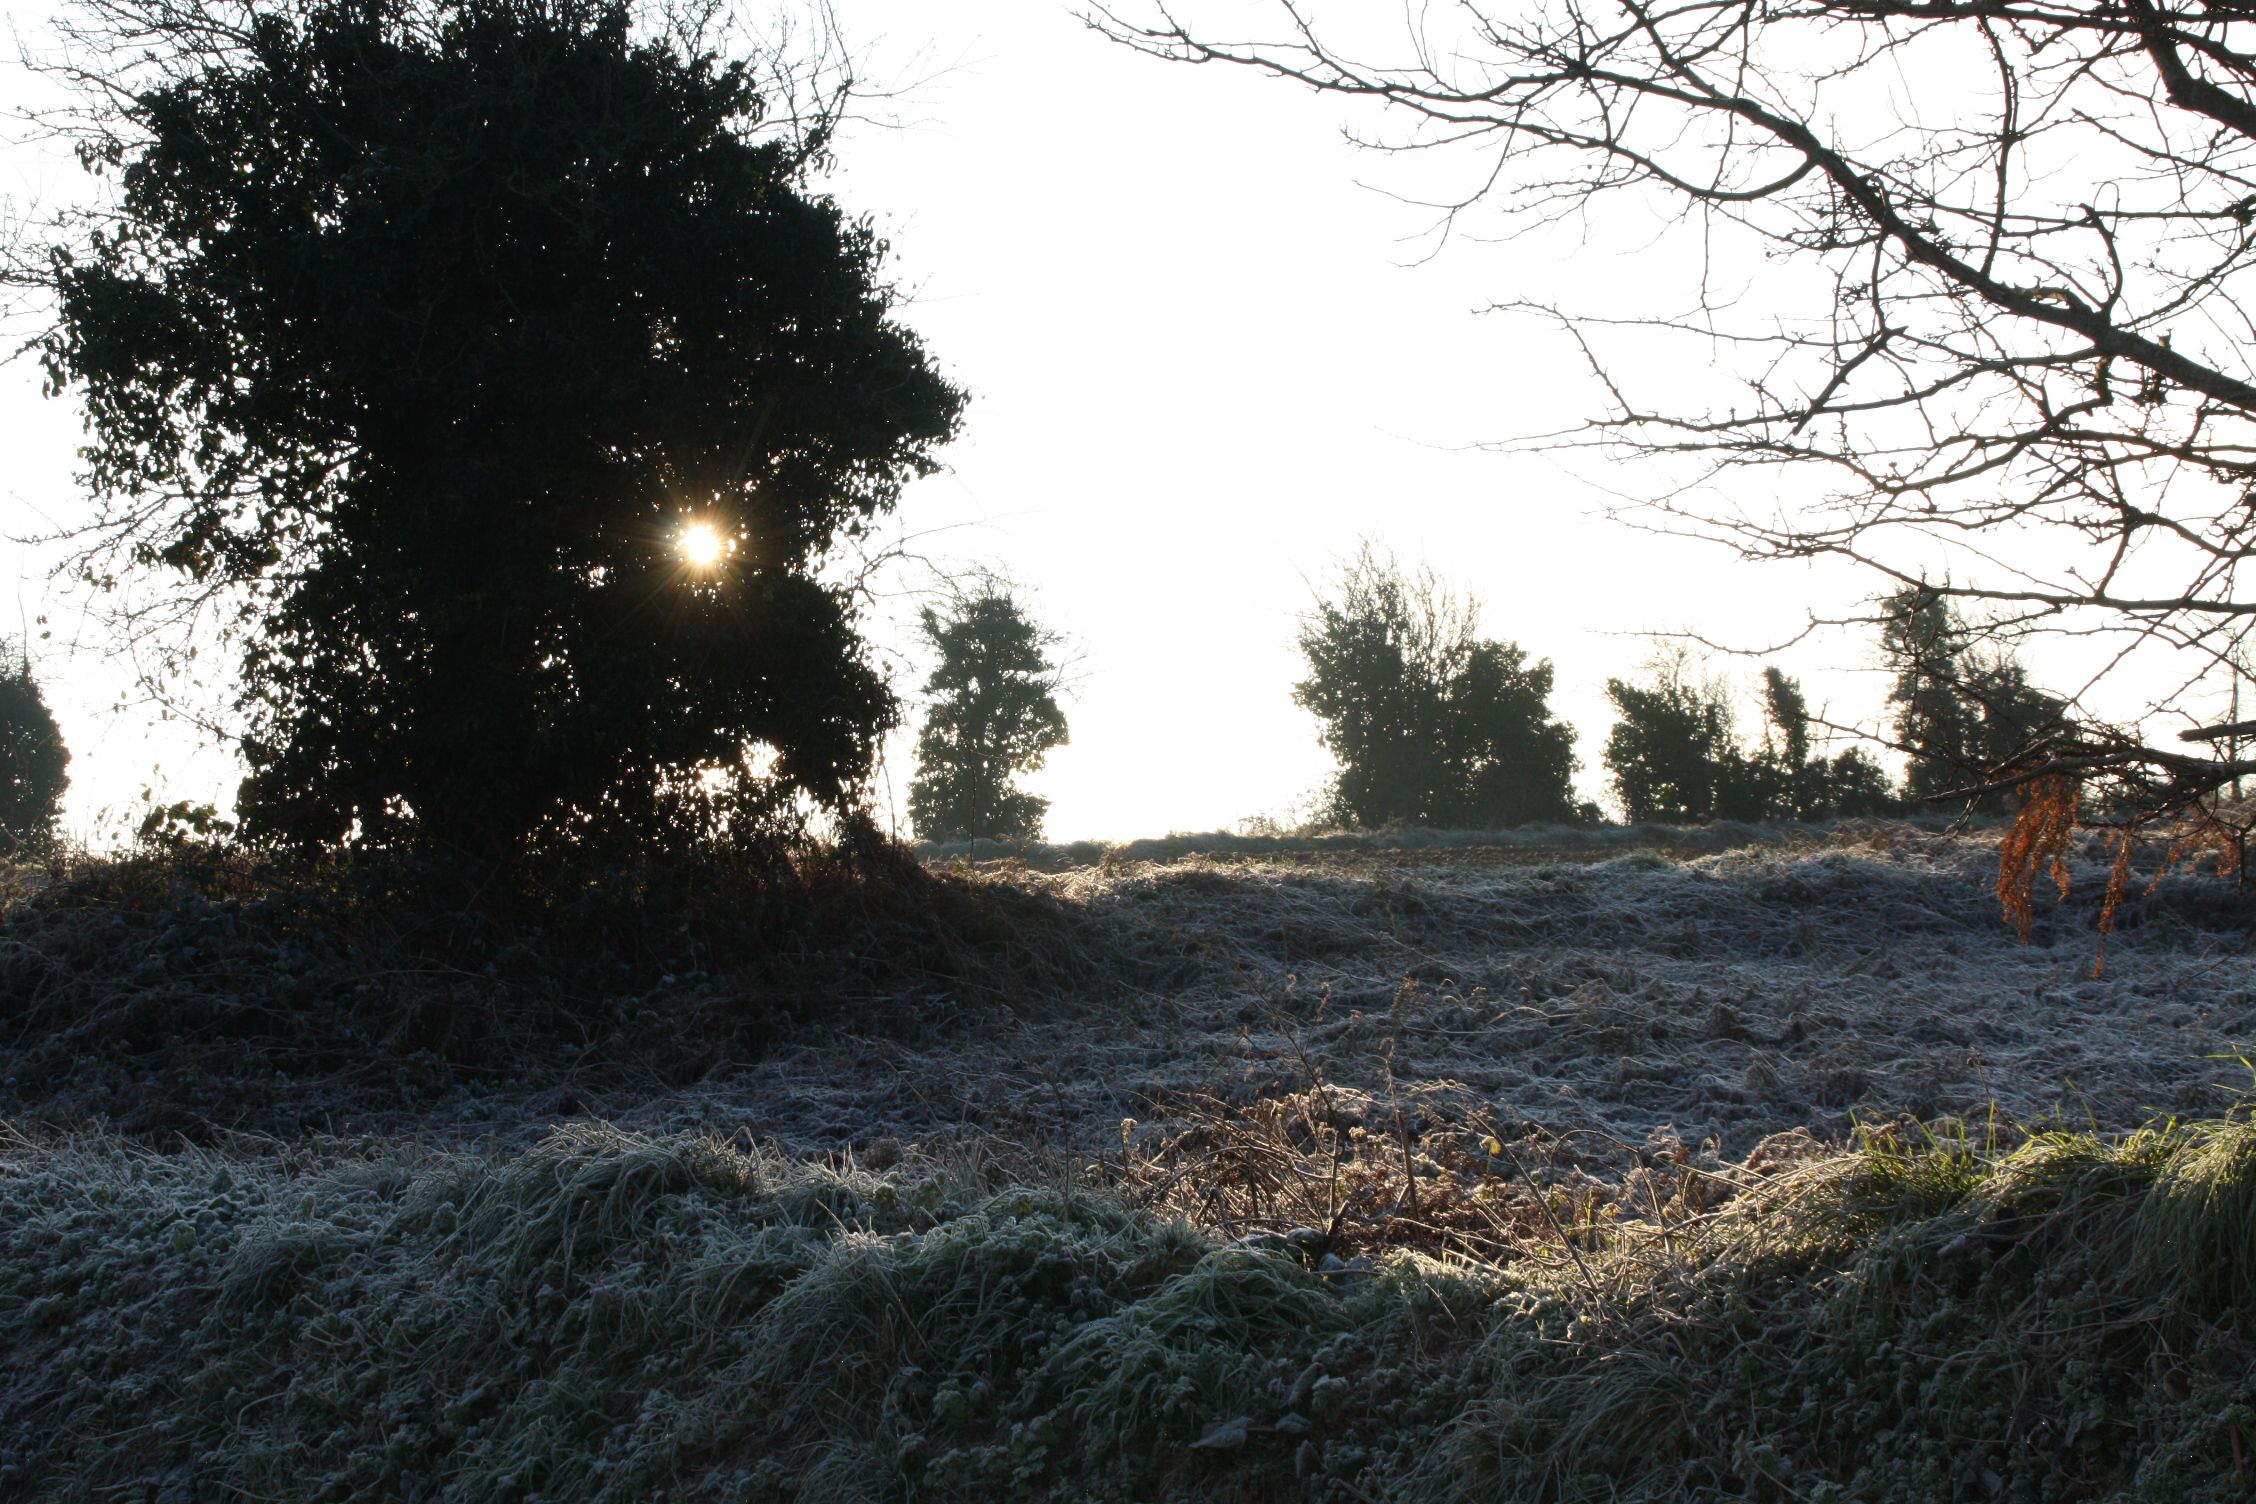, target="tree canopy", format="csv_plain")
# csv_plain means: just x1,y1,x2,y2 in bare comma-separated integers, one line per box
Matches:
35,0,964,863
1883,591,2071,811
1603,655,1747,826
1295,548,1580,830
0,645,70,857
1098,0,2256,824
1606,653,1896,824
908,585,1069,846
